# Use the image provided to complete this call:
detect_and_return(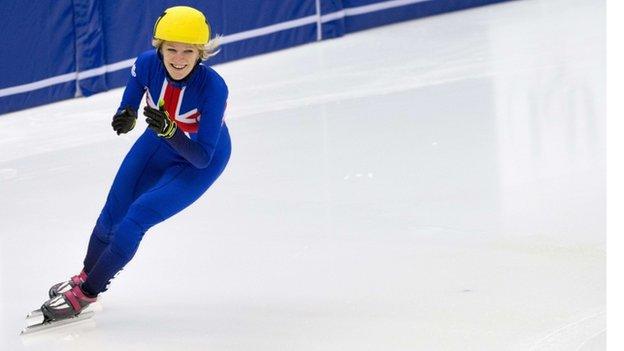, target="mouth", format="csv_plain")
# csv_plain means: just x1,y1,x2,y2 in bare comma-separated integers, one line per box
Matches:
170,63,188,71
